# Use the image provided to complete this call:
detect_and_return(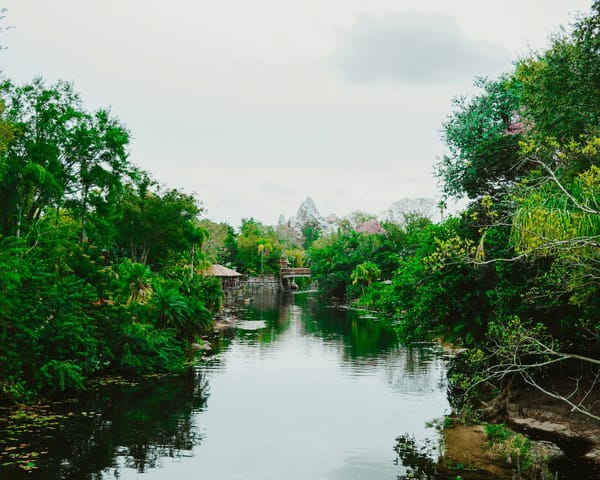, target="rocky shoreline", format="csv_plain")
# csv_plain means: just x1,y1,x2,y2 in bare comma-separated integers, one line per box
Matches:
440,384,600,479
506,385,600,465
